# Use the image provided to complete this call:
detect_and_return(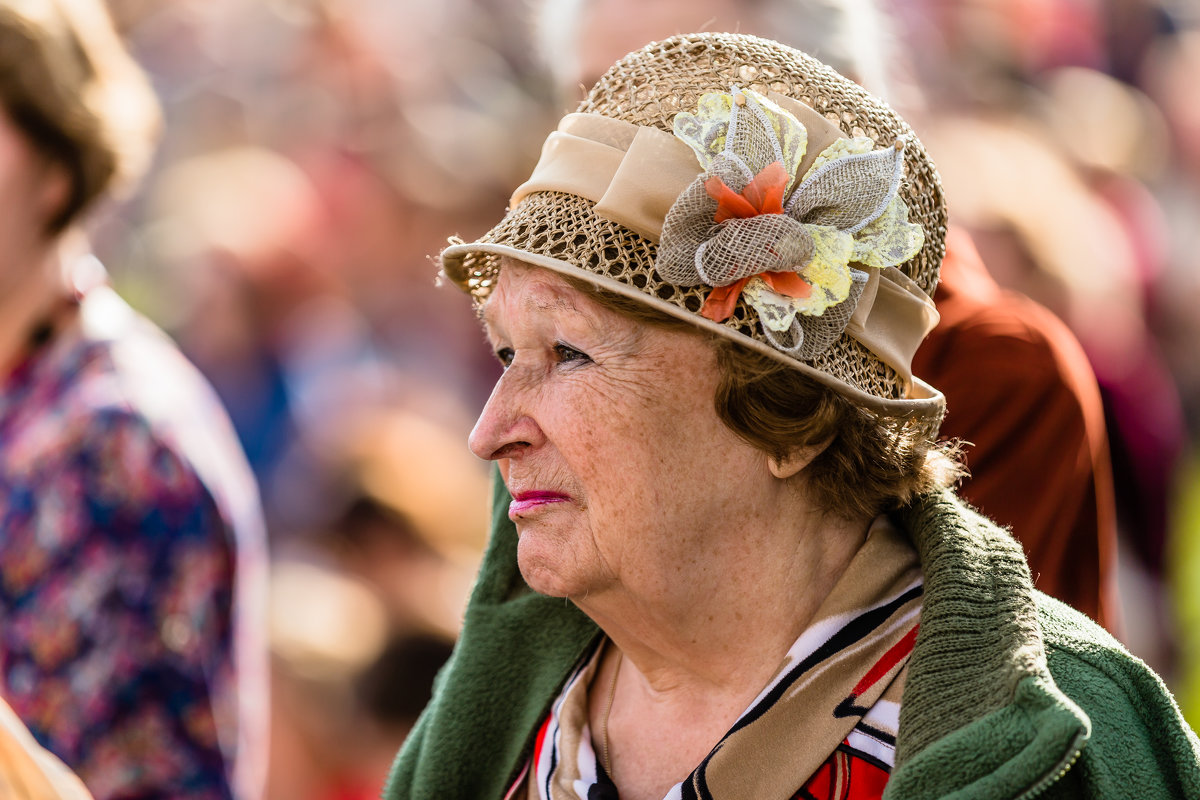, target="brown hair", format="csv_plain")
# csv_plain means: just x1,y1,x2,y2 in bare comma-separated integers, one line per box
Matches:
556,271,963,518
0,0,160,232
